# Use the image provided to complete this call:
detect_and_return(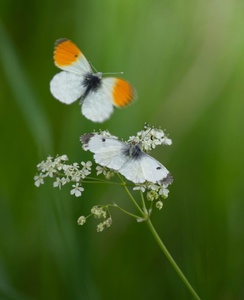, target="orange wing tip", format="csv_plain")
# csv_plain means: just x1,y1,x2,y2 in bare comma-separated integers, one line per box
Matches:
54,38,83,67
112,79,137,107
